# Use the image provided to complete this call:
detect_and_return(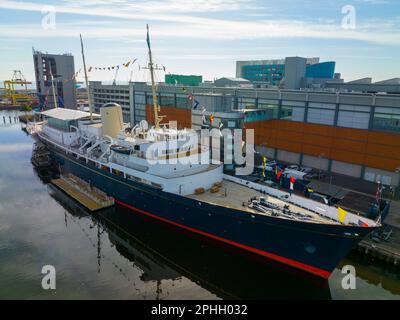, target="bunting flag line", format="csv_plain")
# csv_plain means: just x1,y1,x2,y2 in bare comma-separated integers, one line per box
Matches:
86,59,138,73
262,157,267,178
338,207,348,223
193,99,200,110
289,176,296,191
275,166,283,181
209,114,215,124
277,169,283,181
358,219,369,227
